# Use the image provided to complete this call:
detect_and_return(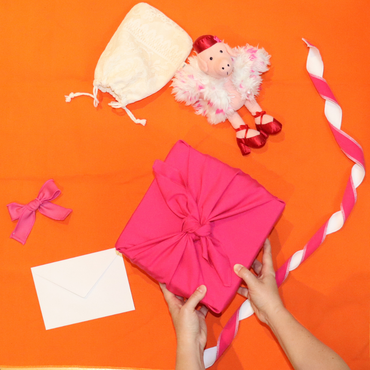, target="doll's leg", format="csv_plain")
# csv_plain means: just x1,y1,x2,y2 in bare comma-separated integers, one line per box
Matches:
228,111,259,138
228,112,266,155
245,98,282,135
244,98,273,124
